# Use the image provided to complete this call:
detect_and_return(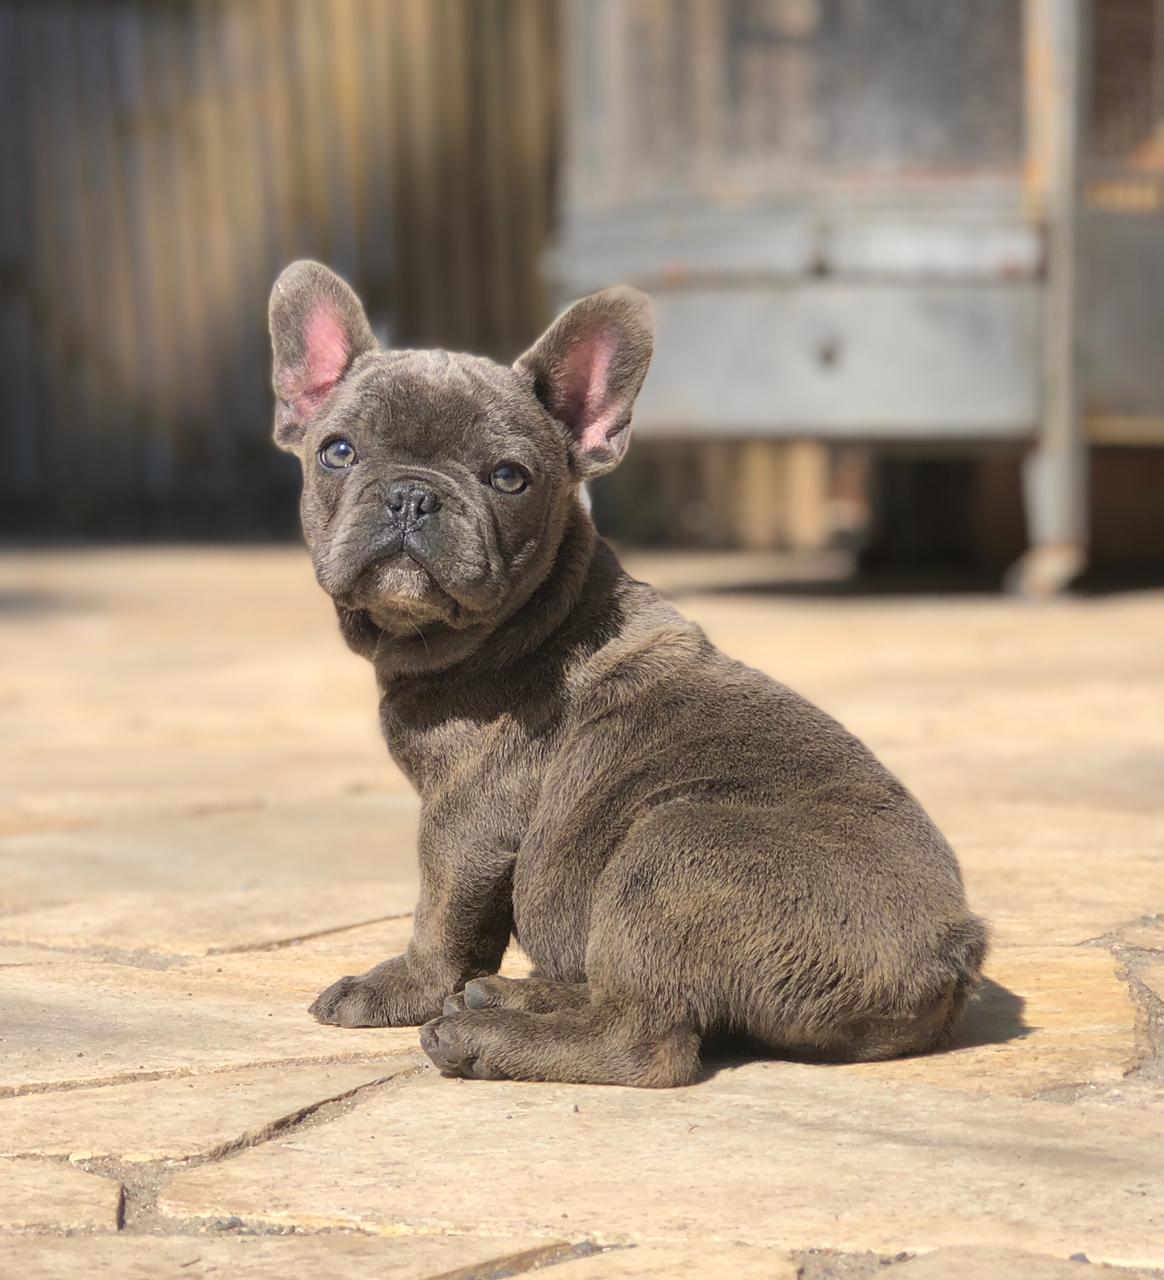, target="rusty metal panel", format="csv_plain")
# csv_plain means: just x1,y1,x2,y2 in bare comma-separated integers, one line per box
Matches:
1081,0,1164,441
565,0,1025,214
1084,211,1164,420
